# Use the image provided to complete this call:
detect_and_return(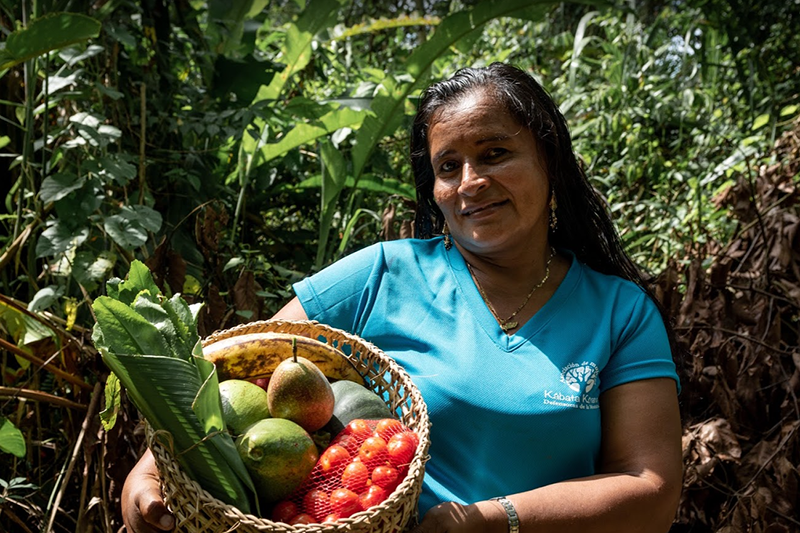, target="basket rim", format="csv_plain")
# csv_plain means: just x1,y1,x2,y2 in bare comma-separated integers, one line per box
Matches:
148,319,431,531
